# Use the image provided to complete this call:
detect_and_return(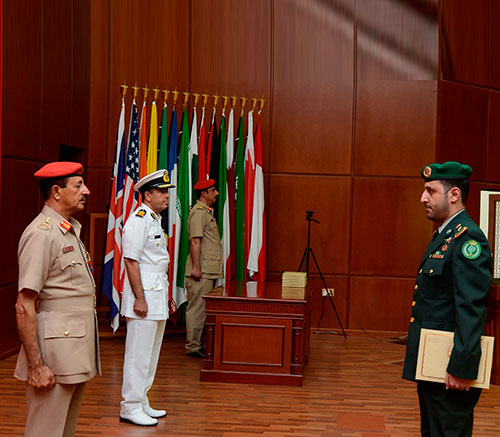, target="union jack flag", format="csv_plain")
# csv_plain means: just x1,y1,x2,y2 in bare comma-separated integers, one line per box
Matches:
102,98,126,332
